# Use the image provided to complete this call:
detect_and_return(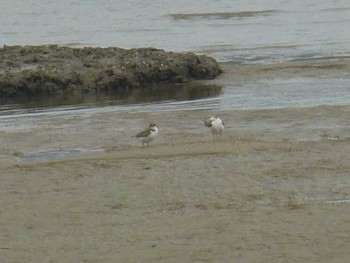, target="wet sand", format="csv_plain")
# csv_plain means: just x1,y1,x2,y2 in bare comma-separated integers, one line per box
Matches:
1,62,350,262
